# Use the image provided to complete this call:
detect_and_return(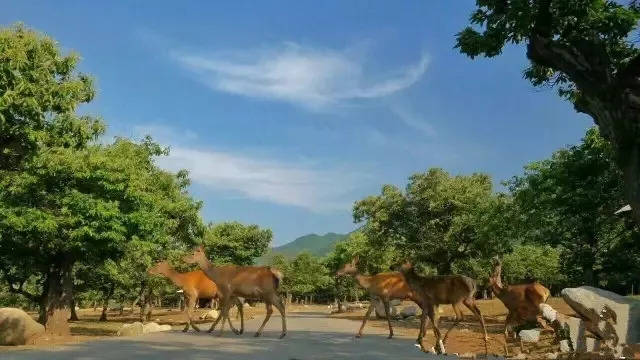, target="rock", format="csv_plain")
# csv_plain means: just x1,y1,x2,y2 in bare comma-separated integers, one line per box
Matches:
459,353,475,358
400,306,418,318
243,302,252,308
390,299,402,306
346,302,365,311
545,353,558,359
513,353,527,359
373,300,398,319
561,286,640,355
519,329,541,343
0,308,45,345
559,339,571,353
142,322,172,334
200,309,219,320
117,322,144,337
